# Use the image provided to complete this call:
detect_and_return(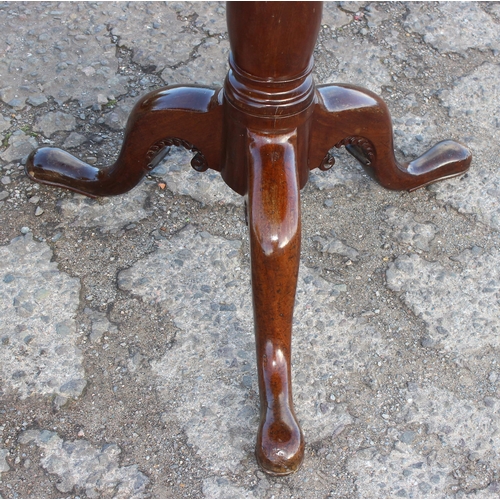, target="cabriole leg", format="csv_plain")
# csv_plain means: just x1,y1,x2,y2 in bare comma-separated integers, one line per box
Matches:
310,84,471,190
26,85,223,197
247,130,304,475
